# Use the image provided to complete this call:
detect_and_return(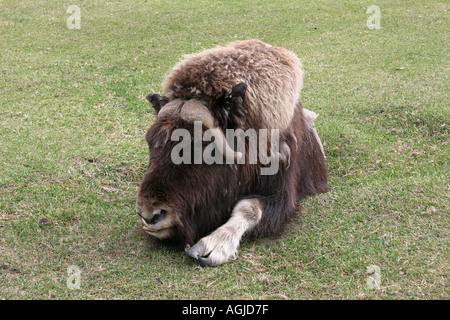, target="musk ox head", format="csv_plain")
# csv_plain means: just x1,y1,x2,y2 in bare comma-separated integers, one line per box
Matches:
136,83,248,244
